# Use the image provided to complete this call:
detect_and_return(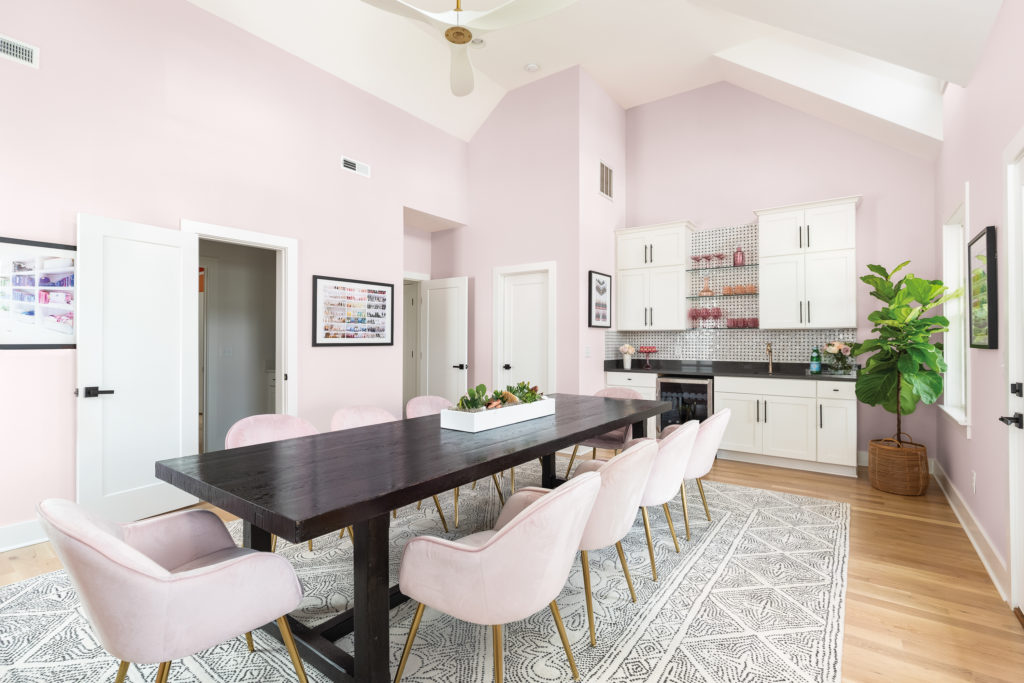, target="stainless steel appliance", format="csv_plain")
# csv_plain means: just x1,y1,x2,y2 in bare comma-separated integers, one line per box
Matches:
655,376,713,433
